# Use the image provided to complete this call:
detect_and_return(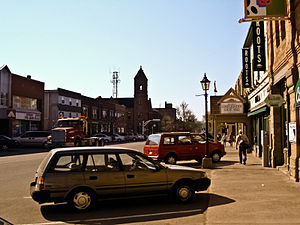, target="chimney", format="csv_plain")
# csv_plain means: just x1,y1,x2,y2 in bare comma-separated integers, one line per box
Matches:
27,75,31,79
